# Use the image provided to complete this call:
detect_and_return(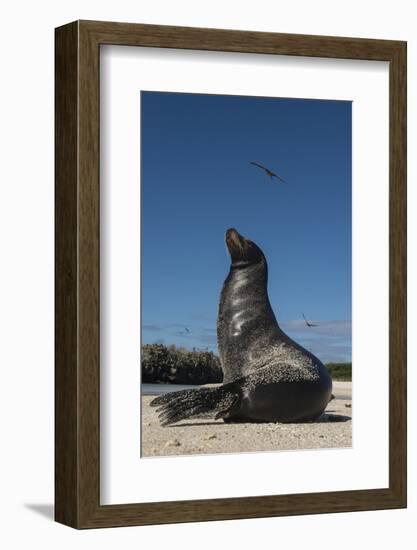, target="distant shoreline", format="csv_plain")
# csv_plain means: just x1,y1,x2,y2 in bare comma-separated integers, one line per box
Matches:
141,343,352,384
